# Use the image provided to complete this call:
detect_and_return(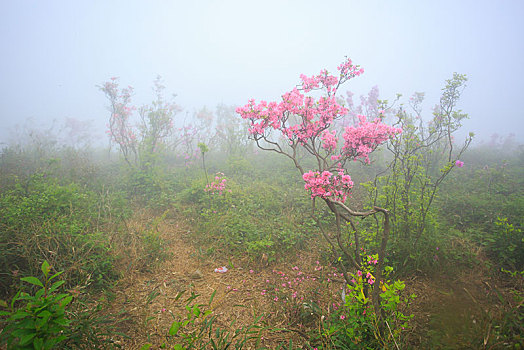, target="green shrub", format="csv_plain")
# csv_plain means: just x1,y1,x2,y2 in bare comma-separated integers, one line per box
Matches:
485,217,524,272
0,174,125,296
181,174,312,261
317,266,414,349
0,261,72,349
